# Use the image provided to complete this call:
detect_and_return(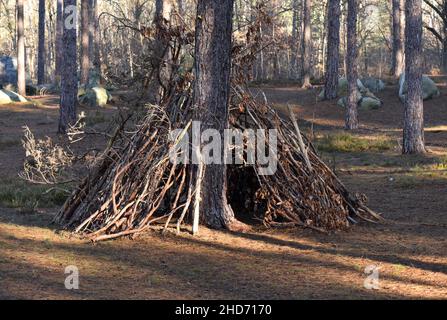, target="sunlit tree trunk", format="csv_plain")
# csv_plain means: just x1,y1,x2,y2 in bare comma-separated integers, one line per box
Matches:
80,0,90,85
391,0,405,78
403,0,425,154
345,0,358,130
59,0,78,134
16,0,26,96
301,0,312,88
323,0,341,100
